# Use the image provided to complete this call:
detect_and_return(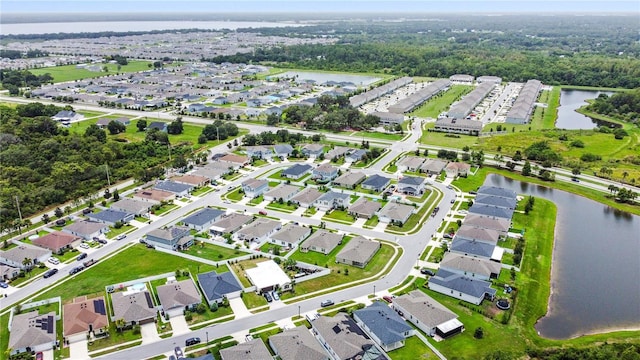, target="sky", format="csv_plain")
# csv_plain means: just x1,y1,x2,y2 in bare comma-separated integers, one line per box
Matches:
2,0,639,14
